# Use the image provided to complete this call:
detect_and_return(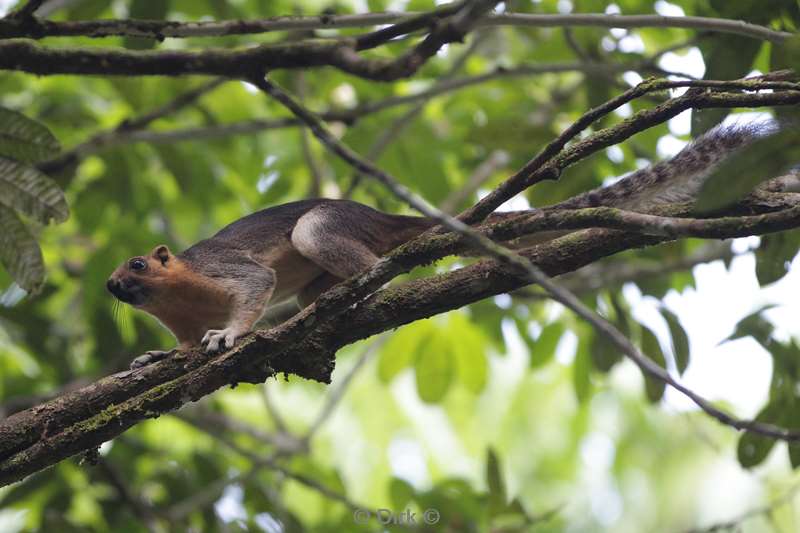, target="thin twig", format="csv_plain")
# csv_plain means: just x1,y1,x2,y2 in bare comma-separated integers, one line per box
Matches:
260,383,289,434
294,72,326,197
484,12,793,43
686,480,800,533
39,77,227,174
516,241,734,297
305,335,388,439
97,457,162,533
345,28,488,198
441,149,510,213
173,408,305,453
180,417,365,513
